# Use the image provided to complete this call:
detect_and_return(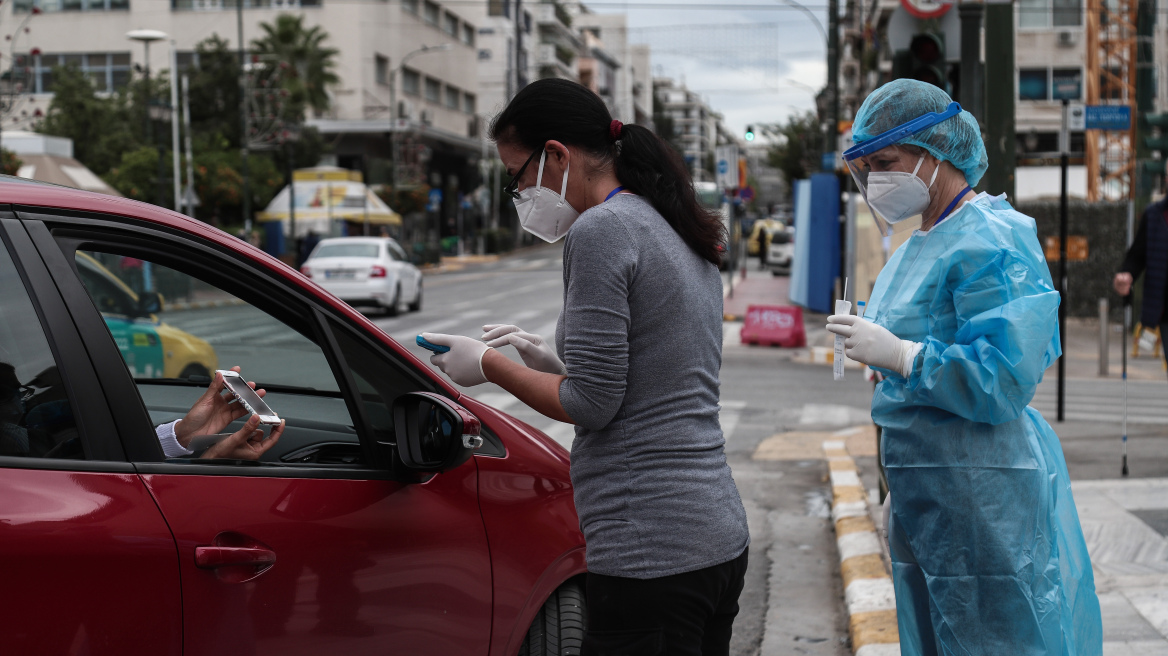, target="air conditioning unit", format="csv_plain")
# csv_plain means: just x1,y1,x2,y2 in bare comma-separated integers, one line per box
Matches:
420,109,433,126
397,99,414,120
1058,30,1079,47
